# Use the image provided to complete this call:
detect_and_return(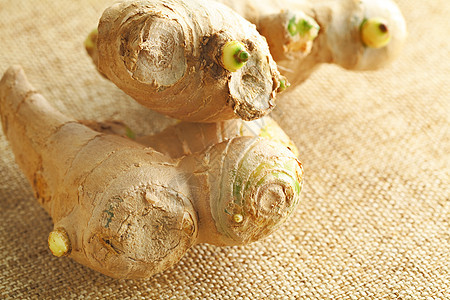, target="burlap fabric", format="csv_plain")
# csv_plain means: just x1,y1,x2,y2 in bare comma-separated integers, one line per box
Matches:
0,0,448,298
